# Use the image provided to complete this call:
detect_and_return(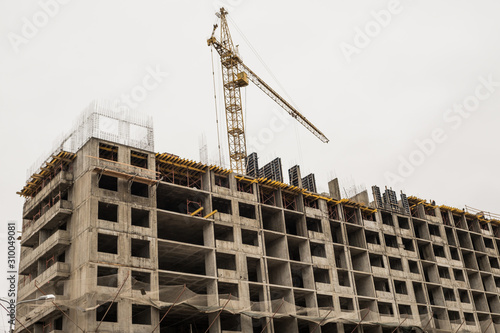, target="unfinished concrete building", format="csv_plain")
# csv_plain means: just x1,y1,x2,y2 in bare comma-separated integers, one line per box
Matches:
16,102,500,332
